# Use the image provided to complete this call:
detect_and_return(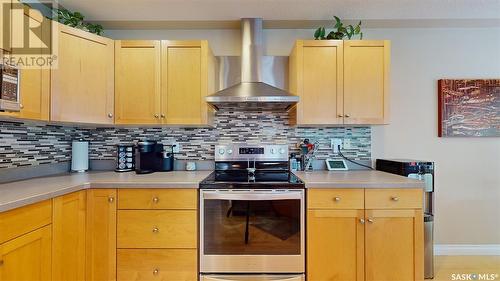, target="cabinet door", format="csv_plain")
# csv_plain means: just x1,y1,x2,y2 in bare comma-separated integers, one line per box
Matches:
86,189,117,281
12,8,50,120
0,225,52,281
115,40,161,124
344,40,390,125
161,40,214,125
291,40,344,125
53,191,86,281
307,209,364,281
0,0,11,52
365,209,423,281
51,23,114,124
